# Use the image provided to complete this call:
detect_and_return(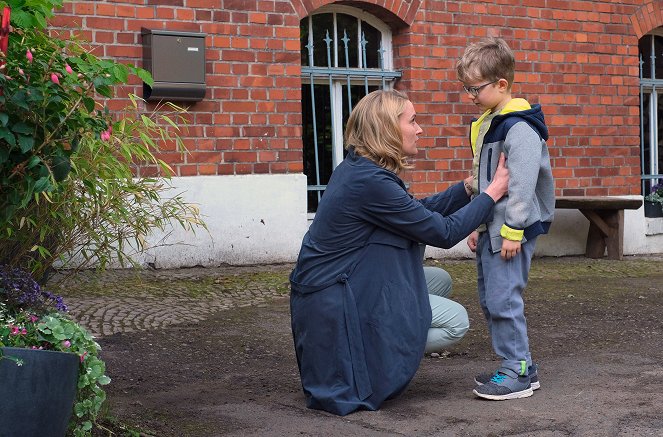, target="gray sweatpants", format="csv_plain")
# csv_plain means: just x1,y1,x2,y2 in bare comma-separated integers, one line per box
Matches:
476,232,537,375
